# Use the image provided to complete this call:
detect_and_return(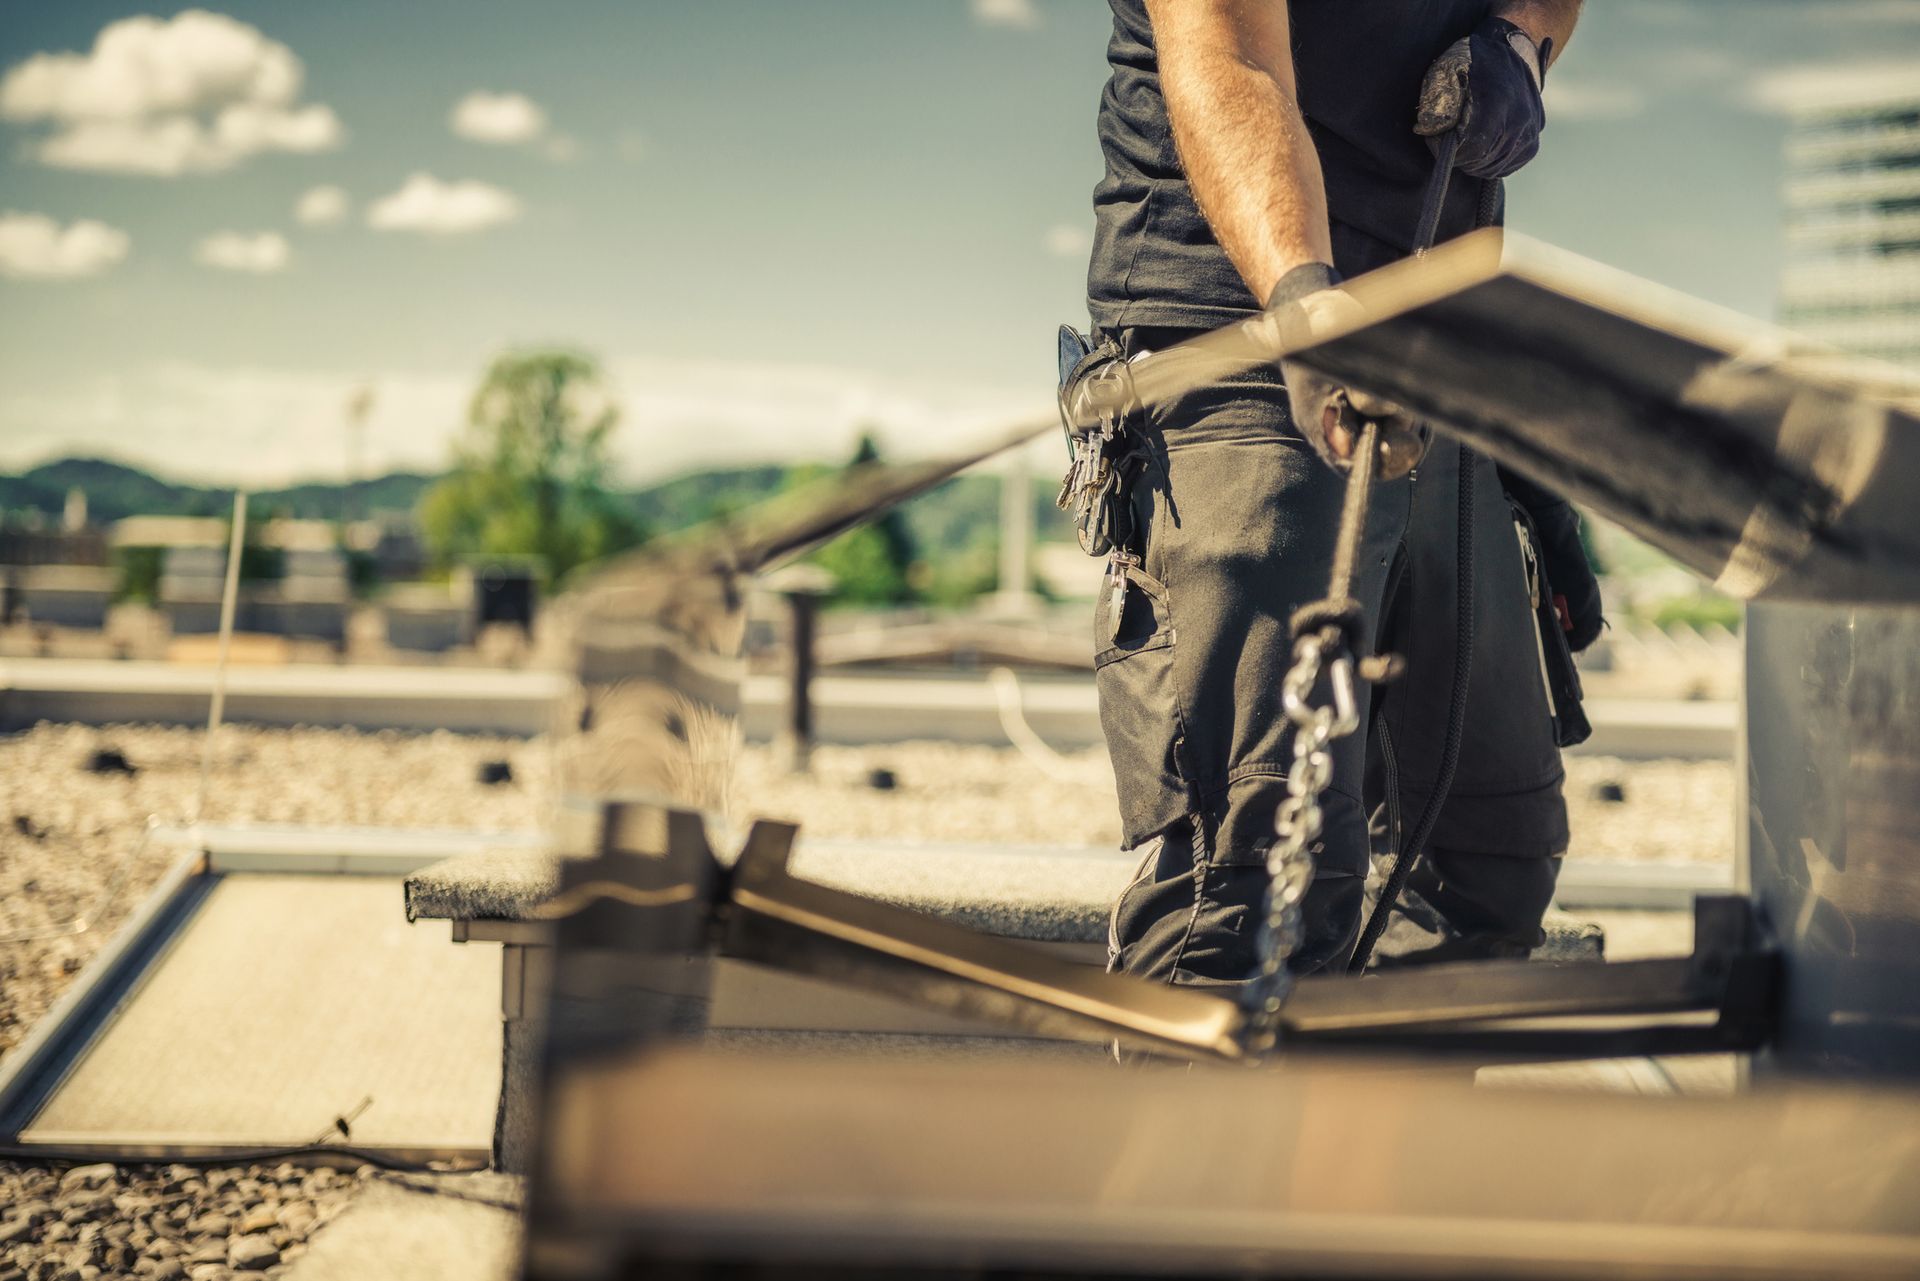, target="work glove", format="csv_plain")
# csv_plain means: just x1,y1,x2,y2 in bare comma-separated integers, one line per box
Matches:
1268,262,1428,480
1501,465,1605,652
1415,16,1549,180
